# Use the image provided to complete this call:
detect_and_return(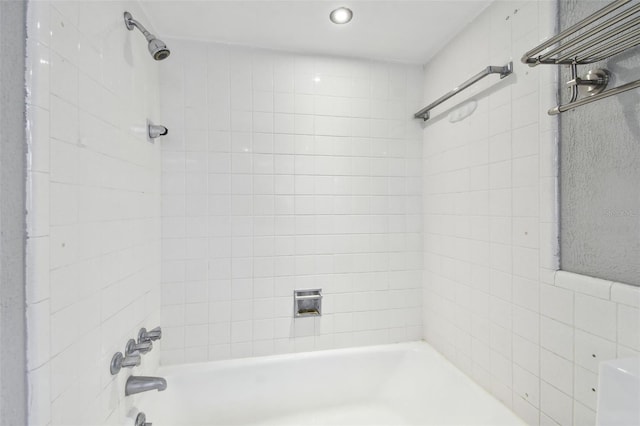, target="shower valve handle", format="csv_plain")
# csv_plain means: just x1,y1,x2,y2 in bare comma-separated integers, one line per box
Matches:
121,353,141,368
126,338,153,355
110,351,141,375
138,326,162,343
135,412,152,426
